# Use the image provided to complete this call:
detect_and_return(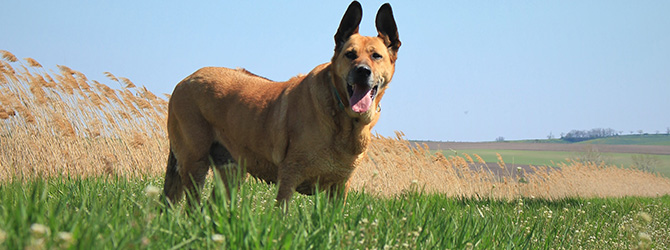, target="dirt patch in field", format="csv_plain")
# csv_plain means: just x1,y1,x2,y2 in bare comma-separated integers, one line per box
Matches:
416,141,670,155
